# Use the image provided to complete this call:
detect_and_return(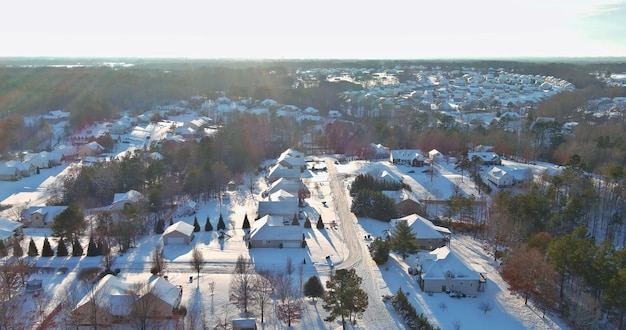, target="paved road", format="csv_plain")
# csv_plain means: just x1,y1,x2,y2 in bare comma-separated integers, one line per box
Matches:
326,159,399,329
